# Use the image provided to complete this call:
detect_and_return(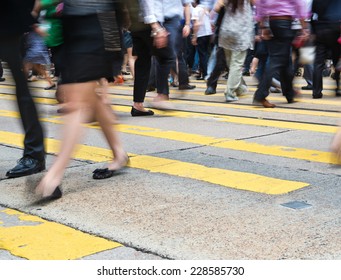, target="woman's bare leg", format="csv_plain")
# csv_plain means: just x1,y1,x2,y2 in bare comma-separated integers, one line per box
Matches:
95,79,127,169
36,82,97,197
127,47,136,79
